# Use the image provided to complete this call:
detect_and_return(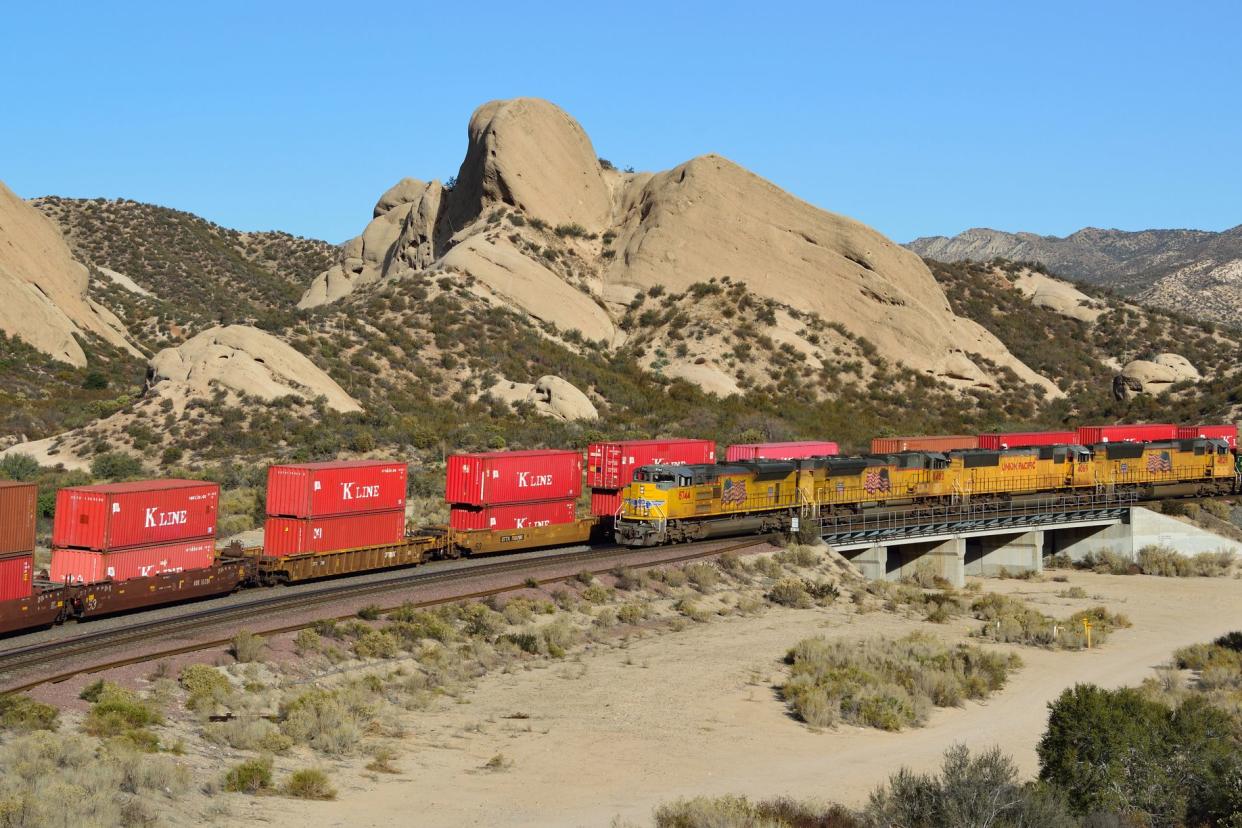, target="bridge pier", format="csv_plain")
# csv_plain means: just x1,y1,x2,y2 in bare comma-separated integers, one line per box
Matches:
843,537,966,589
965,530,1044,578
